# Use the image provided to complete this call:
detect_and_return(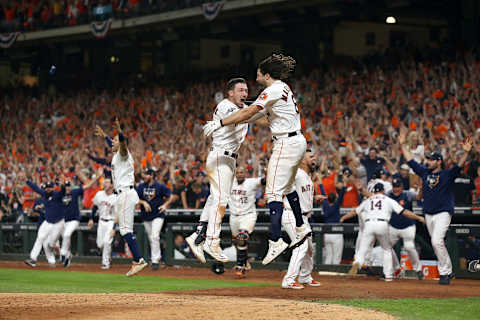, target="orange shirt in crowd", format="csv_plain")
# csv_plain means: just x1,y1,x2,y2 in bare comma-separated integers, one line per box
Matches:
83,186,100,209
341,183,359,208
22,186,35,209
322,172,336,196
